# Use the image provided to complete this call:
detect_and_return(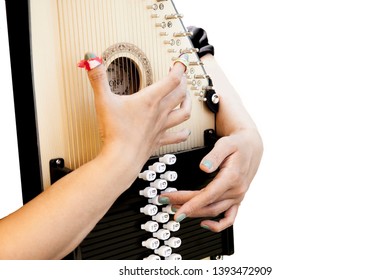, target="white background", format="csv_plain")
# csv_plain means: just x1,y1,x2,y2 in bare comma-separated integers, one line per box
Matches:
0,1,23,218
1,1,390,279
175,0,390,279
